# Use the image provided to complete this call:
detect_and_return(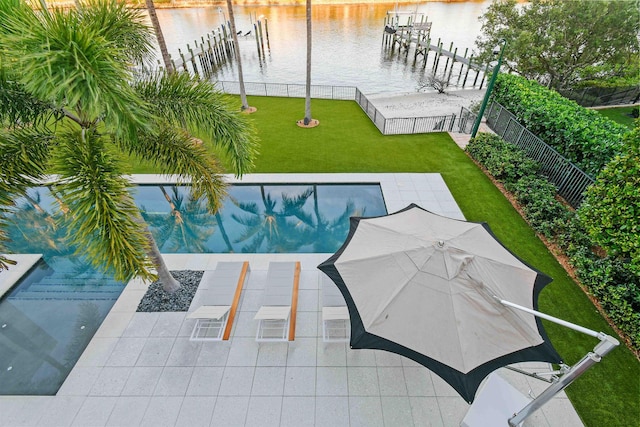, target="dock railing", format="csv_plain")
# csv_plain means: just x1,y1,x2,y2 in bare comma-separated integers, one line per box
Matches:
214,81,472,135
